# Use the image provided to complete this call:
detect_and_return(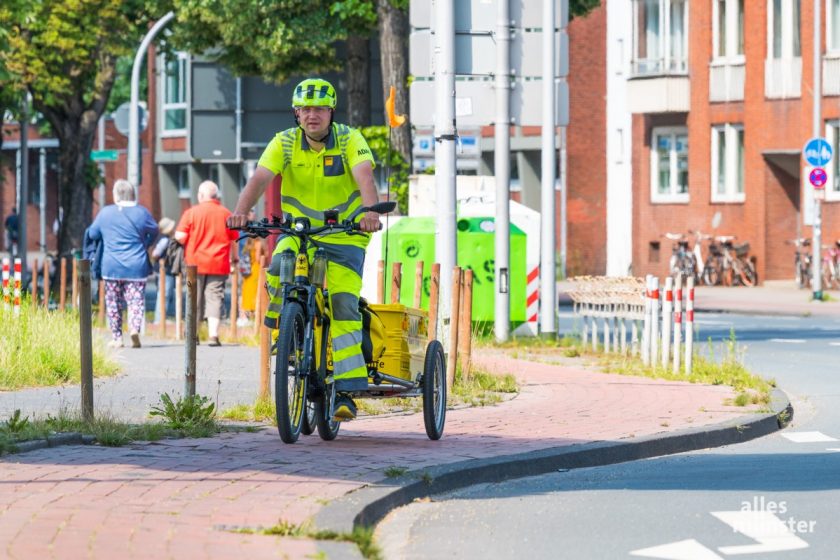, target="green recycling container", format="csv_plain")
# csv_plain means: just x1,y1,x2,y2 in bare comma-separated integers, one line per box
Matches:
381,216,526,324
